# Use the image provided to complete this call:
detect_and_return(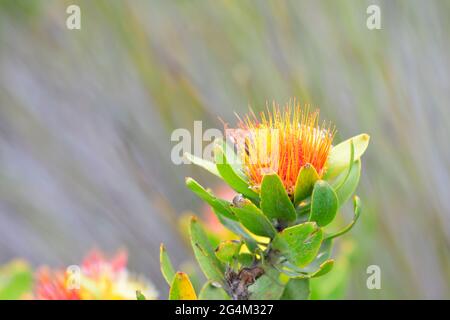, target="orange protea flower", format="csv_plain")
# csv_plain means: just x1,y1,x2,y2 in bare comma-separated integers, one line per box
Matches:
34,249,157,300
227,102,335,194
